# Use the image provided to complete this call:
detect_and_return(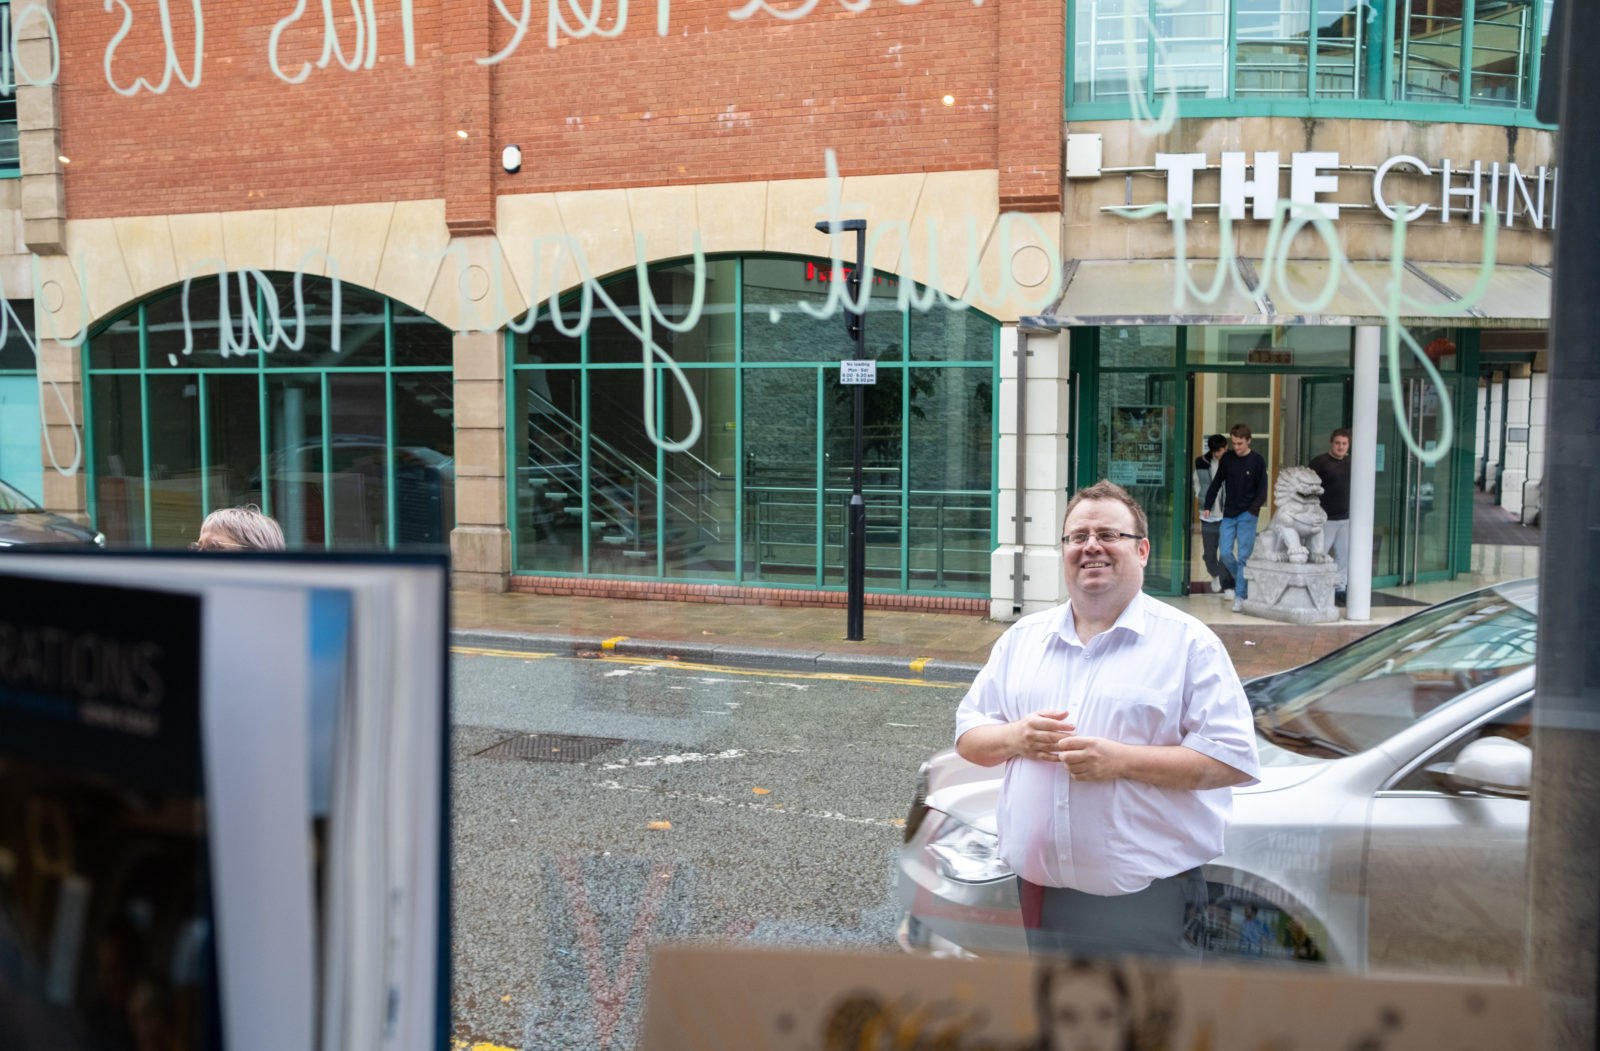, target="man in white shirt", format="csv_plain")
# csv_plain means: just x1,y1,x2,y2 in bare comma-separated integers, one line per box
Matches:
954,480,1260,958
